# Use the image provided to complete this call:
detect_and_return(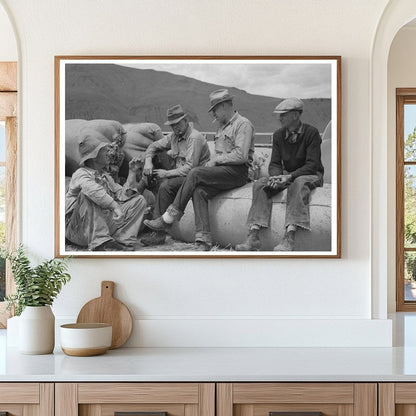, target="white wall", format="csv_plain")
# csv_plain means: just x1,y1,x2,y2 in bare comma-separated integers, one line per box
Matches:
0,0,394,347
0,3,16,61
387,26,416,312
